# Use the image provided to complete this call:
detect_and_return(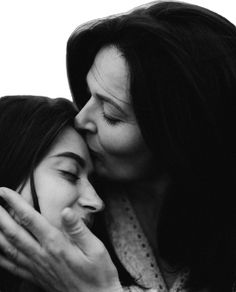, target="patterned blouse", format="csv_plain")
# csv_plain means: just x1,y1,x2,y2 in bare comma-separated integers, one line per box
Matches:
105,192,189,292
